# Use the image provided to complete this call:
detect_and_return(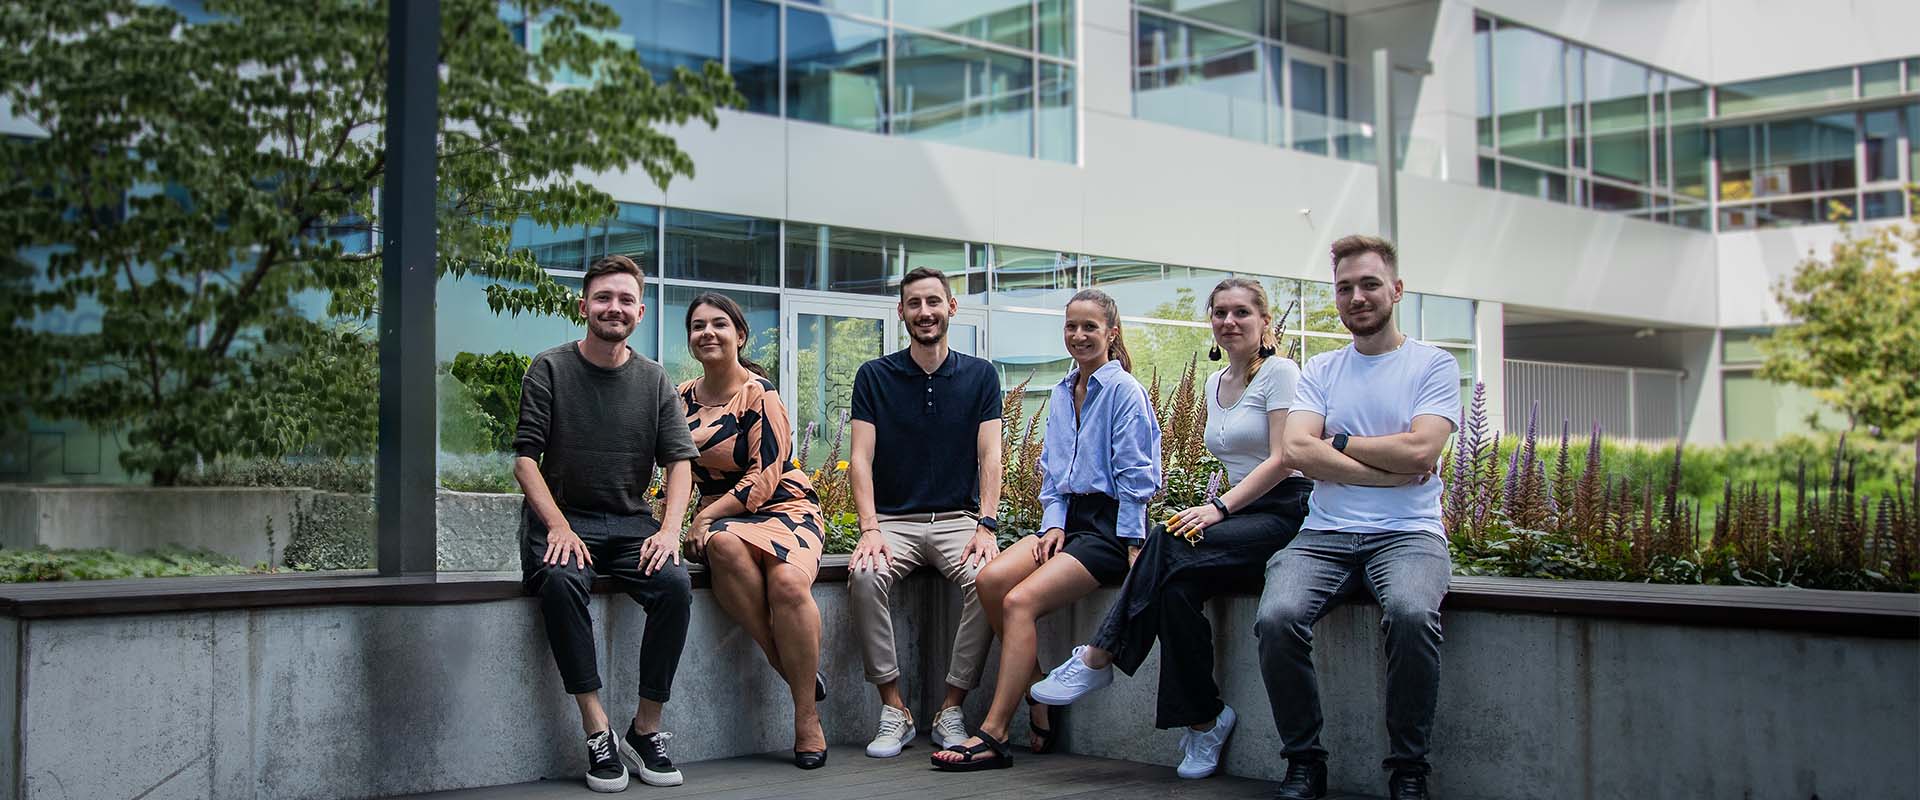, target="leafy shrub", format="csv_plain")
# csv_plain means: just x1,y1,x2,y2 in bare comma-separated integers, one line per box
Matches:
0,547,256,582
281,492,375,571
